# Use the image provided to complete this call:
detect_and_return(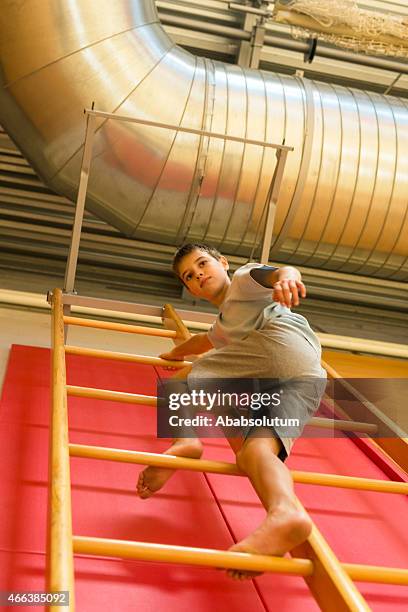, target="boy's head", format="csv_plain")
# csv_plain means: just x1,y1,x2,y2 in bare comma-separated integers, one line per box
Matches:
173,243,230,302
